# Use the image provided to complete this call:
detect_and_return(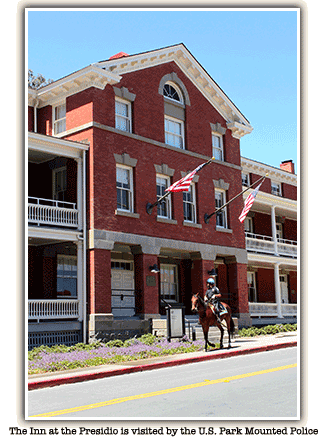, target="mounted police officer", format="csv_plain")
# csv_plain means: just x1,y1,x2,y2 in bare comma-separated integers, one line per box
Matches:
204,277,227,323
